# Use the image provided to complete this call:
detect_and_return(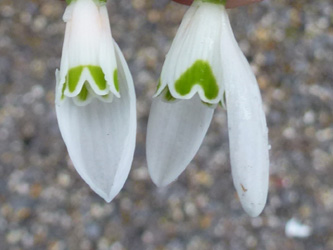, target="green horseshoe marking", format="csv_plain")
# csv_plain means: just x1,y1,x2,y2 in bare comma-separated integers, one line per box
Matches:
65,65,108,94
174,60,219,100
67,66,84,93
88,65,107,91
62,65,120,101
